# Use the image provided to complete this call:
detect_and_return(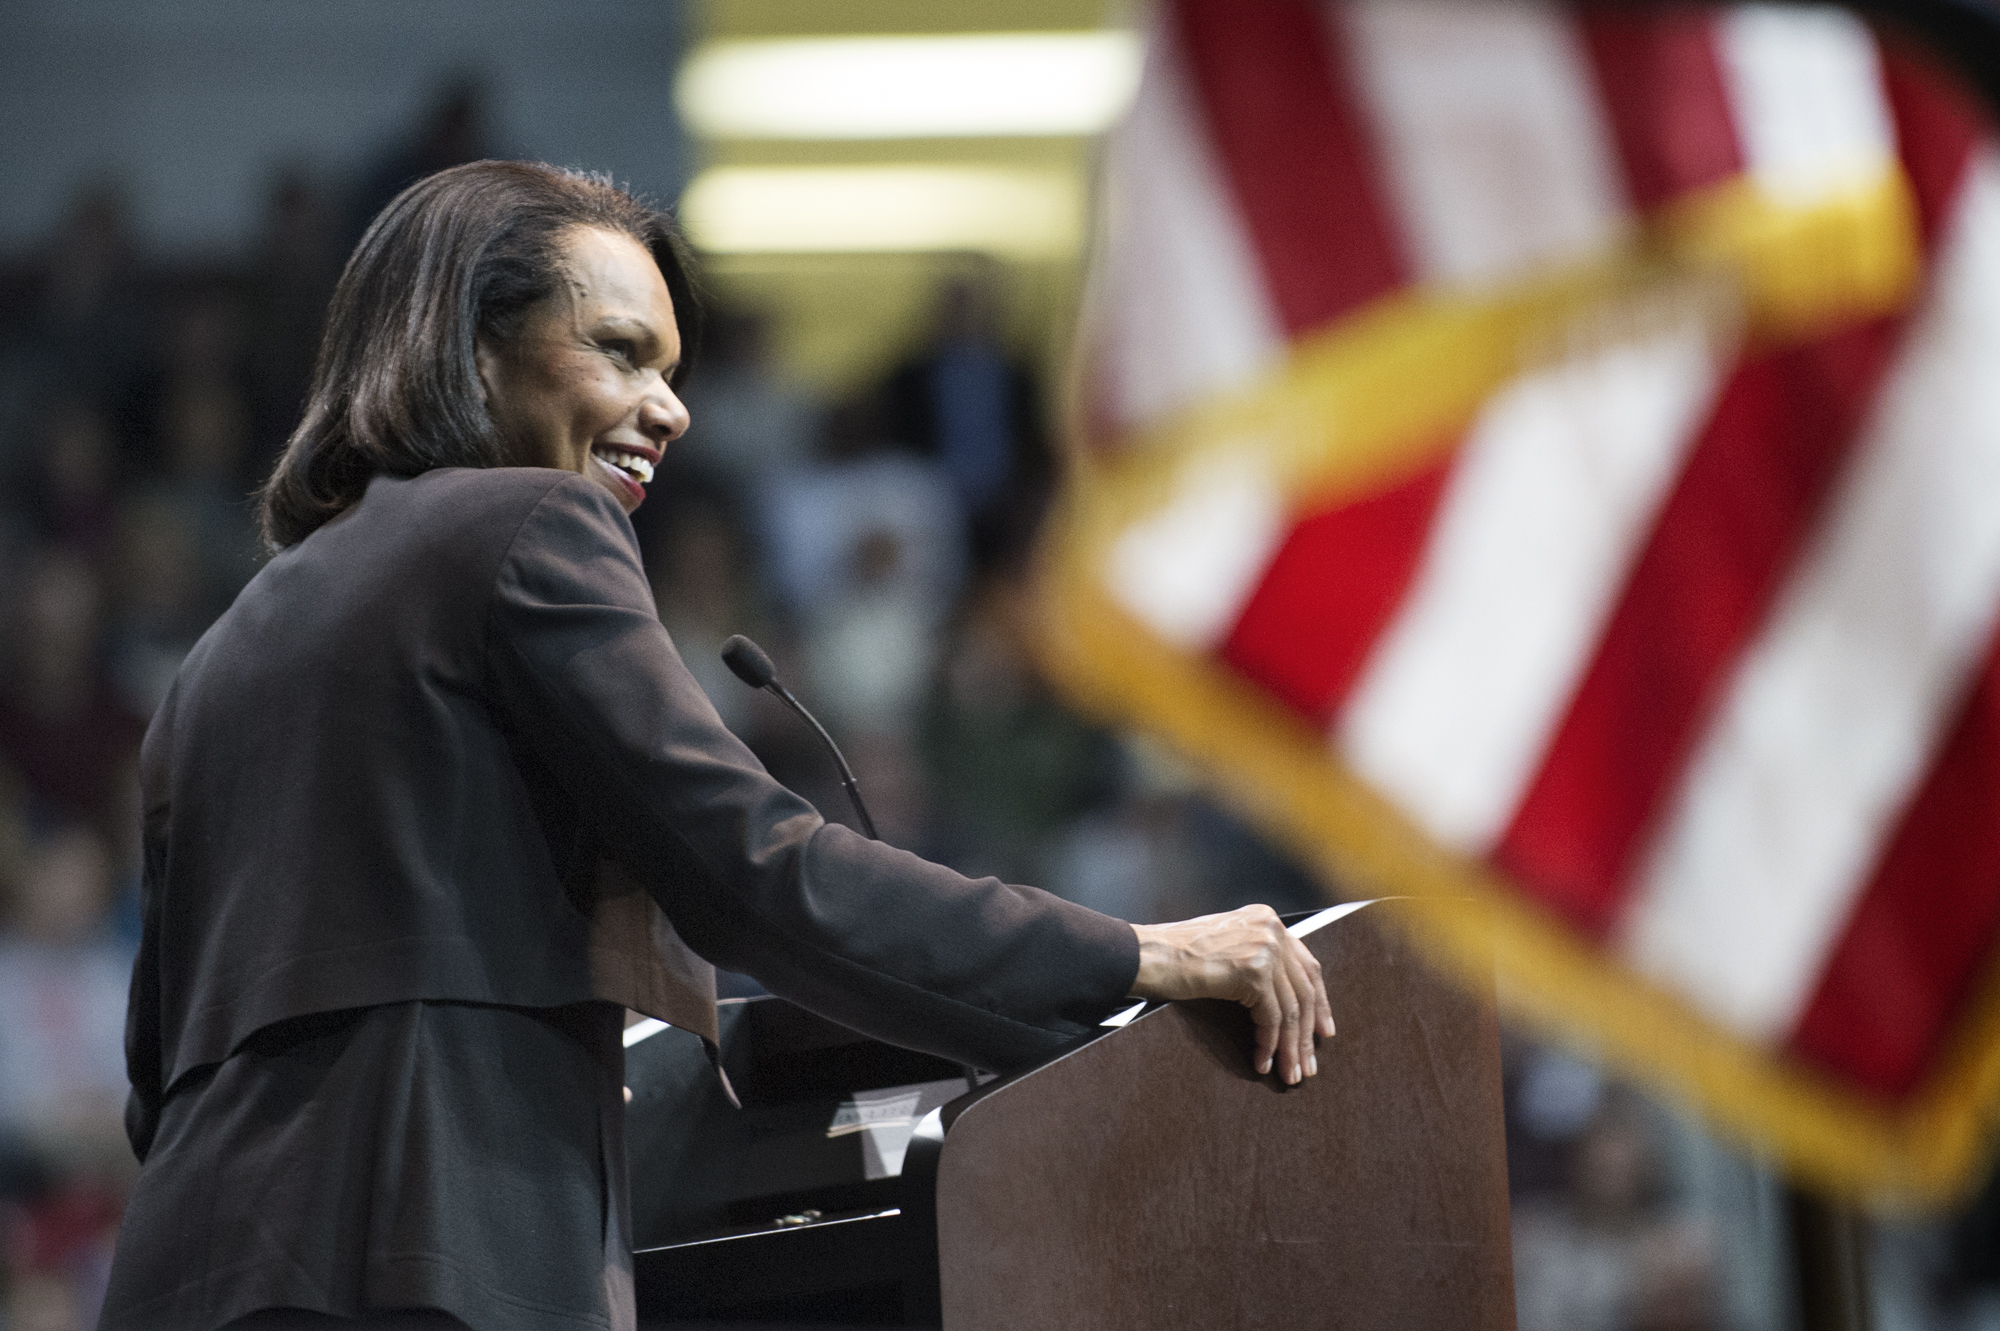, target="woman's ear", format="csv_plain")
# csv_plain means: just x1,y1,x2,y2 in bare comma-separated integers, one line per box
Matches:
474,336,501,411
